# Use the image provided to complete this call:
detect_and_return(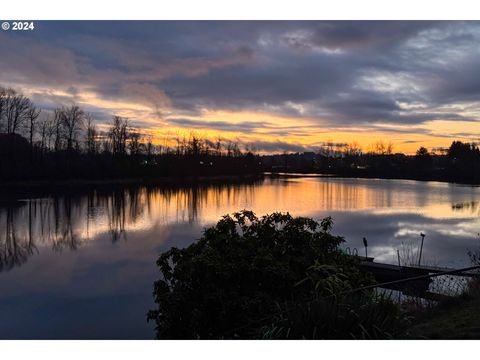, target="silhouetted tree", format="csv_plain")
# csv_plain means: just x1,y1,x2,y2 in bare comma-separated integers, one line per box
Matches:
0,87,7,133
145,135,154,158
416,146,429,157
53,108,64,151
369,141,393,155
26,104,41,145
109,116,129,156
60,105,85,152
84,113,98,155
1,88,30,135
448,141,480,162
215,137,223,156
38,115,56,152
128,130,143,156
345,142,362,157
